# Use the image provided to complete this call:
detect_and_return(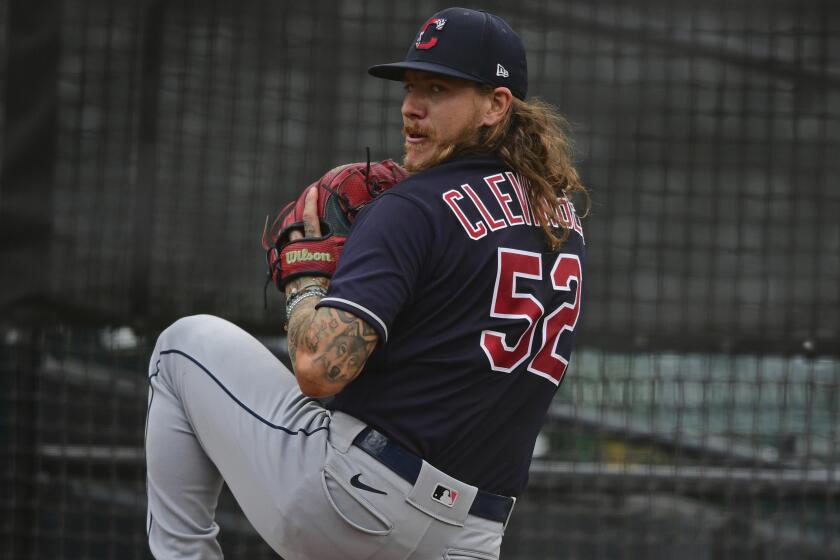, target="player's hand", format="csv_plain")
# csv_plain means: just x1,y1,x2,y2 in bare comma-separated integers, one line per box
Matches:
262,159,406,294
284,186,330,297
289,186,321,241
